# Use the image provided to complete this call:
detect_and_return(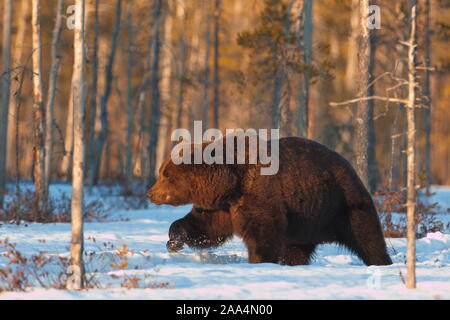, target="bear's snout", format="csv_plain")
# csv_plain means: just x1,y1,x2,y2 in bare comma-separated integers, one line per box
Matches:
147,184,167,205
